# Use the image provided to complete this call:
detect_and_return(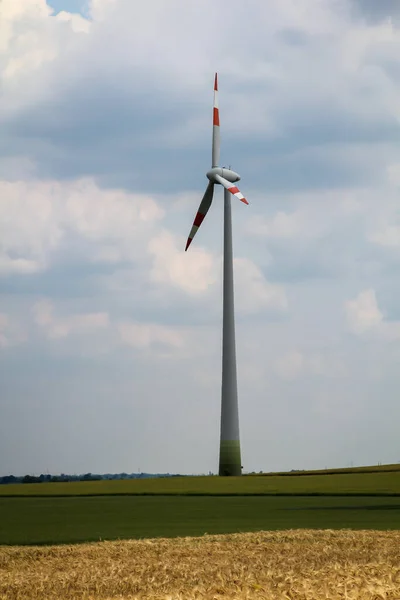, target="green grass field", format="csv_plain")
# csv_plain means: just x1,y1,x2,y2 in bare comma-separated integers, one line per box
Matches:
2,495,400,545
3,468,400,545
2,471,400,496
